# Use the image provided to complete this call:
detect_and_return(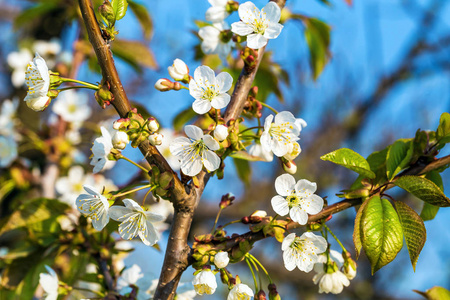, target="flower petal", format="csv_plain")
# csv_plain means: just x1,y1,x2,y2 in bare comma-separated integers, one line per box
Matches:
203,135,220,150
231,21,254,36
202,150,221,172
262,2,281,23
281,233,296,251
139,221,160,246
192,99,212,114
122,199,143,212
194,65,216,86
210,93,230,110
271,195,289,216
289,206,308,225
303,194,324,215
169,137,191,157
181,152,203,176
216,72,233,93
274,111,296,124
238,1,259,24
274,174,295,196
108,206,132,221
295,179,317,194
246,33,268,49
184,125,204,140
264,23,283,39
